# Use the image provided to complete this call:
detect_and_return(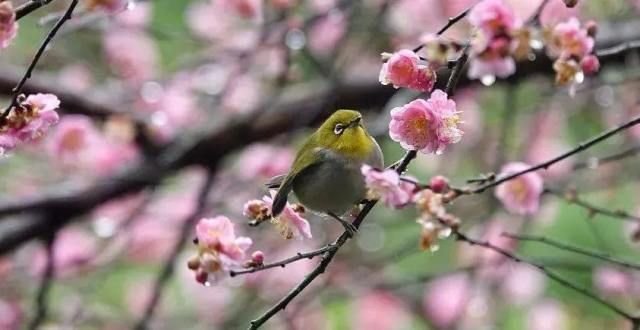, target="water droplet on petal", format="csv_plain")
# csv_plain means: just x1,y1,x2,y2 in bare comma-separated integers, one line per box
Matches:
527,53,536,61
481,75,496,86
127,0,136,10
529,39,544,50
438,227,452,238
575,71,584,84
204,281,211,287
429,244,440,252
